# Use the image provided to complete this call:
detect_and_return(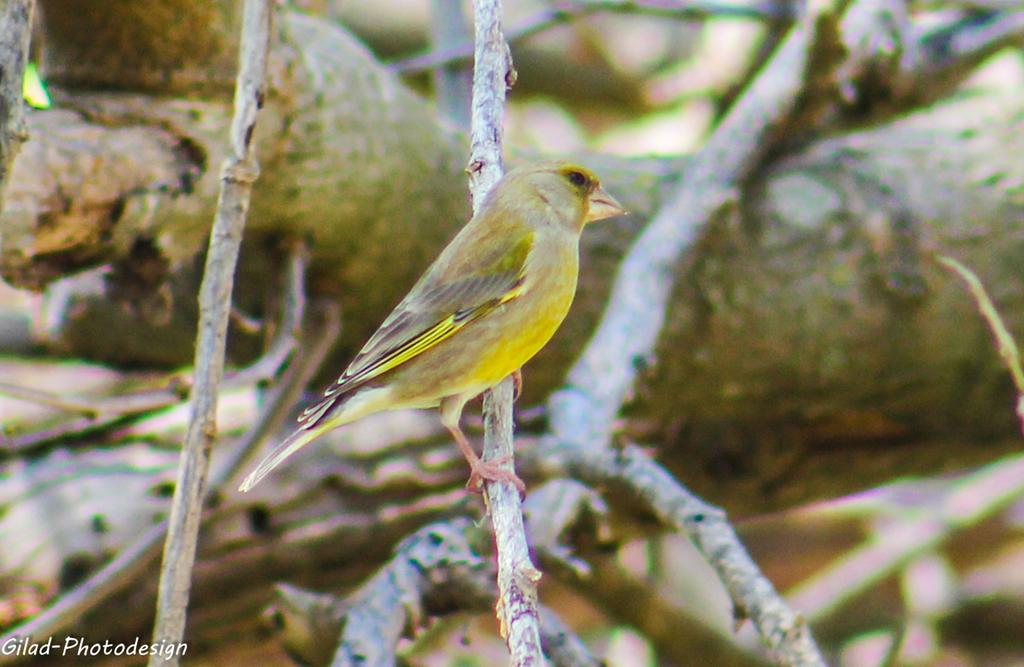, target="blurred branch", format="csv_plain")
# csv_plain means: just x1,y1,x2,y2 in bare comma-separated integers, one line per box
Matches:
524,0,866,662
0,272,339,656
392,0,786,74
789,454,1024,622
330,519,489,667
0,0,34,208
818,4,1024,129
429,0,473,126
278,519,600,667
937,255,1024,432
538,606,604,667
888,9,1024,104
536,446,825,665
0,248,307,454
523,480,769,666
